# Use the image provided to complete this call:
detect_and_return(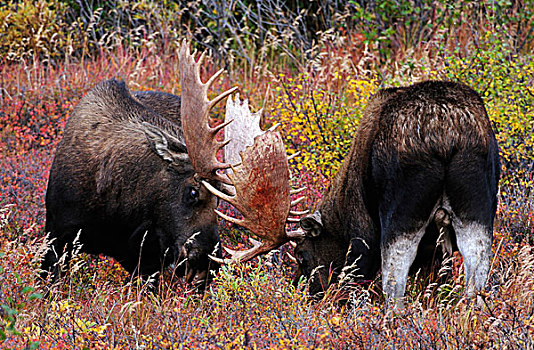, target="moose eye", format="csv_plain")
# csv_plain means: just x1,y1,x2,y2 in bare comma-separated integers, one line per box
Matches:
184,186,200,204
